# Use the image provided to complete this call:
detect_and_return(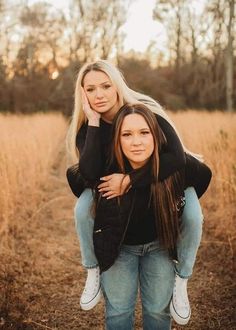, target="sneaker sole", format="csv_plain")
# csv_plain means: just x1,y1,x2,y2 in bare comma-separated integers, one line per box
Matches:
80,287,102,311
170,299,191,325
